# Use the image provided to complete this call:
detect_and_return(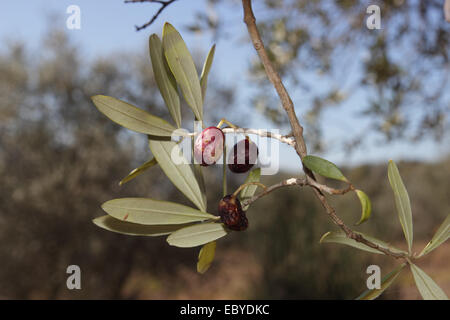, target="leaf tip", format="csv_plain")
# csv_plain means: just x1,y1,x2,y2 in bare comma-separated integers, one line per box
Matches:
319,231,331,244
